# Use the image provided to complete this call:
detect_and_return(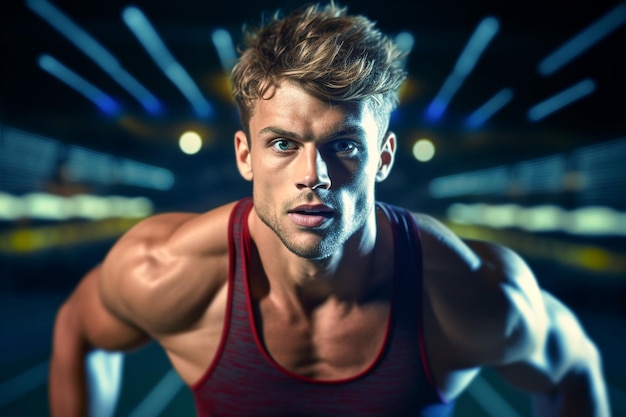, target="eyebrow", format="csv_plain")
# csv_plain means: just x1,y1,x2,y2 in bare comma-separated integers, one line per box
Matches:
257,125,367,141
